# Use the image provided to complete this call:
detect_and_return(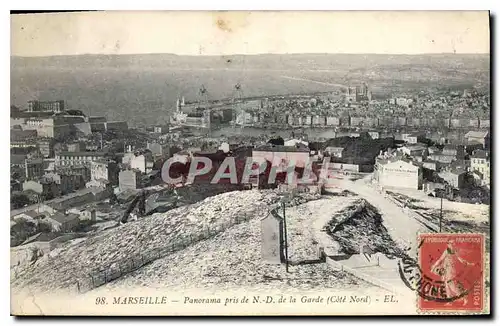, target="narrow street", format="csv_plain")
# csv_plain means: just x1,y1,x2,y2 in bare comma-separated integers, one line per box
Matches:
292,189,419,296
332,176,431,254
